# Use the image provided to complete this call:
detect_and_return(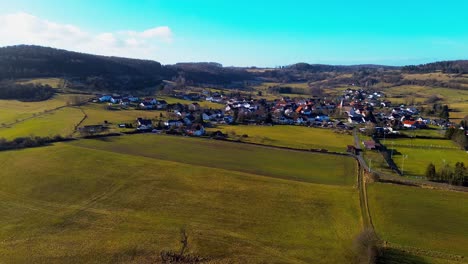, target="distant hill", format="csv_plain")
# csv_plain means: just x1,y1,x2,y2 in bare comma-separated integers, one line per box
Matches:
285,62,400,72
0,45,165,79
0,45,467,93
0,45,168,92
402,60,468,74
0,45,254,91
165,62,252,86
